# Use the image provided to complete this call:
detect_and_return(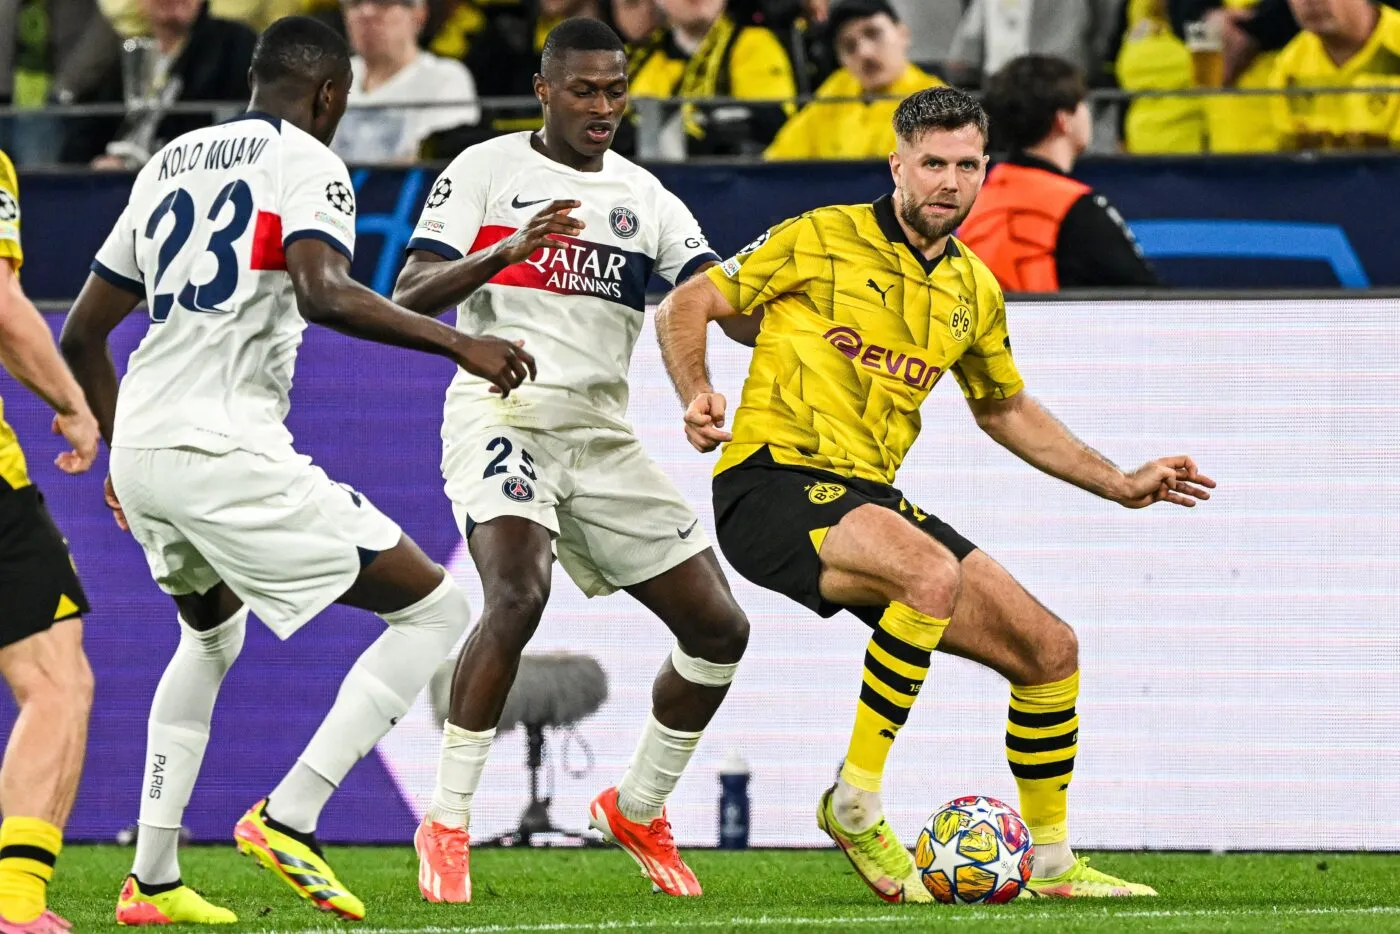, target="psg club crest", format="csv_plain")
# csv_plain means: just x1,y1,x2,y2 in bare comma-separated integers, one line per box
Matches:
609,206,639,239
502,476,534,503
